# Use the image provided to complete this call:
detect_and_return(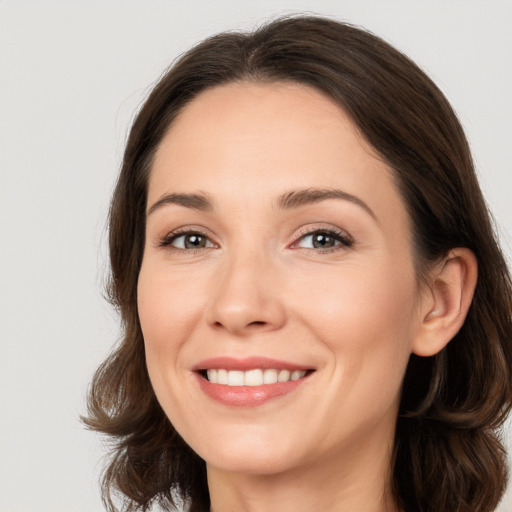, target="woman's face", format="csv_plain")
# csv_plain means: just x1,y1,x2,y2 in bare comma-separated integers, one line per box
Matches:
138,82,425,476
